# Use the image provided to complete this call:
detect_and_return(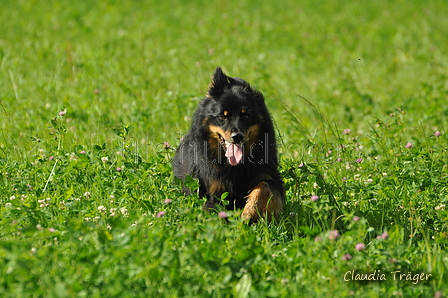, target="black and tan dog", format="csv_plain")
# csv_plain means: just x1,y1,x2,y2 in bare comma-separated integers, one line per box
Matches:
173,67,284,223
